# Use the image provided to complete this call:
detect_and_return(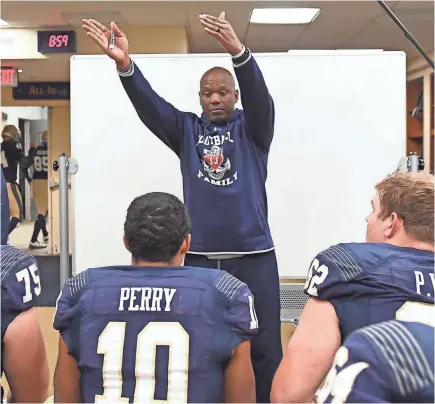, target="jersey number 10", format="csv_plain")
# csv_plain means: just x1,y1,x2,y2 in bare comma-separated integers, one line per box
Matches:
95,321,189,403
